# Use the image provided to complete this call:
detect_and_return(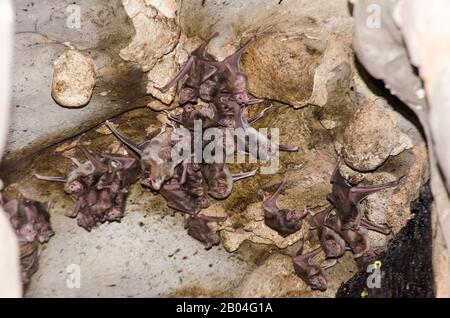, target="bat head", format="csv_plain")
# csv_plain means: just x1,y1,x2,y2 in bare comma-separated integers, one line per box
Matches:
19,223,37,242
309,274,328,292
179,87,197,105
64,179,86,195
199,79,217,101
